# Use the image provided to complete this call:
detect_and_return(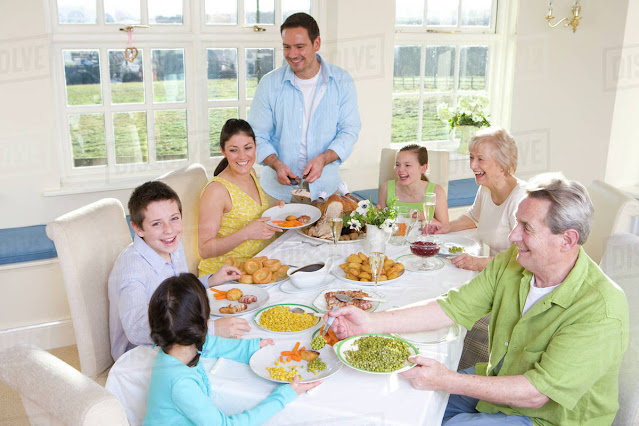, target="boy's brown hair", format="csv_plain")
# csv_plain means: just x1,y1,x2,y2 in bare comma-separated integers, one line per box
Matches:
128,181,182,229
